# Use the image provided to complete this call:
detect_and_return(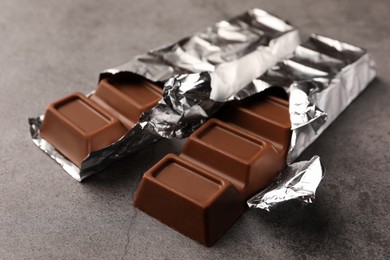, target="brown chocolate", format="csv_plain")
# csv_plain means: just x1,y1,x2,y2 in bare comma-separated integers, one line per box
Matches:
134,93,291,246
90,77,162,129
135,155,244,246
40,92,127,167
40,76,162,167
